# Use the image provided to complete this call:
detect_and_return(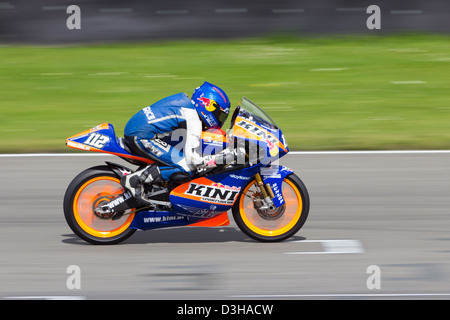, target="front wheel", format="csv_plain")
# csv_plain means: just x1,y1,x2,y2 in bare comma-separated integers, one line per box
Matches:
63,166,136,245
232,173,310,242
